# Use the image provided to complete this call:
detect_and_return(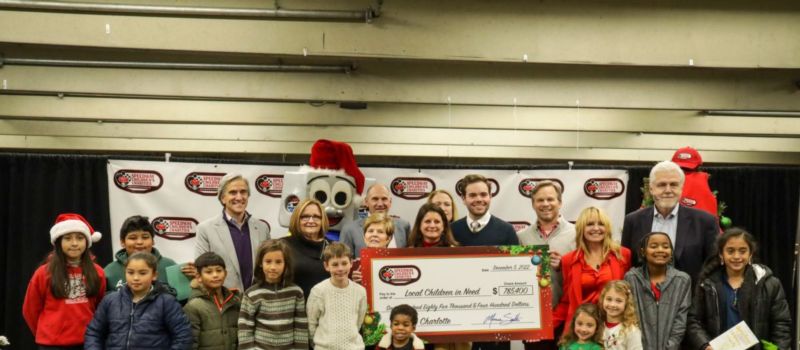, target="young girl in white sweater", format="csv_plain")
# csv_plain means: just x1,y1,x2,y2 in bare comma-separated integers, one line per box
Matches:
599,280,643,350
